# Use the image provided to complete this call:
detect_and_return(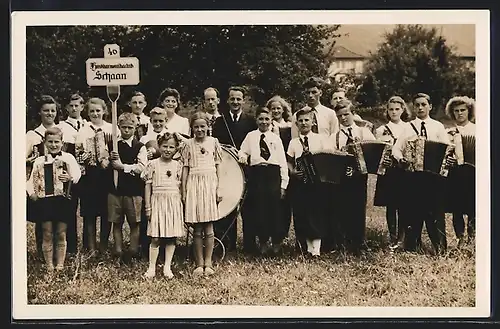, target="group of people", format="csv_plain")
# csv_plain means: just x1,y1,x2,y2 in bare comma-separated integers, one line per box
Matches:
25,76,476,279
